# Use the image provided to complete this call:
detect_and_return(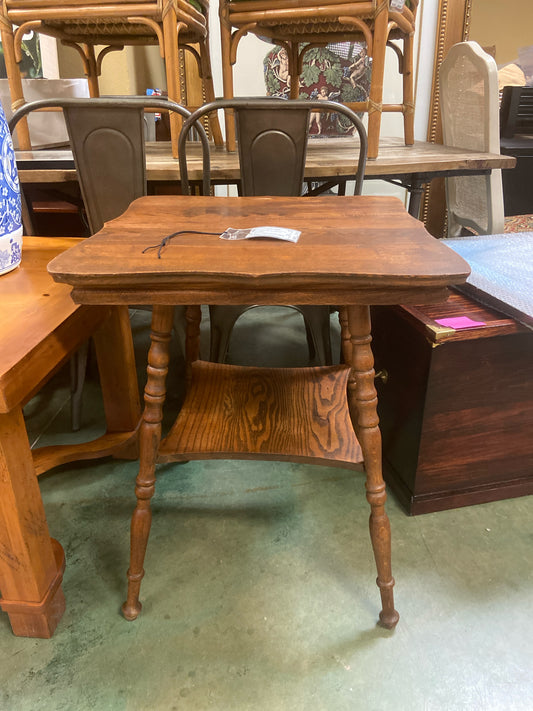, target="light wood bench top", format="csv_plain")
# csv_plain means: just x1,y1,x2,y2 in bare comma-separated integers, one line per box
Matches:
0,236,108,413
